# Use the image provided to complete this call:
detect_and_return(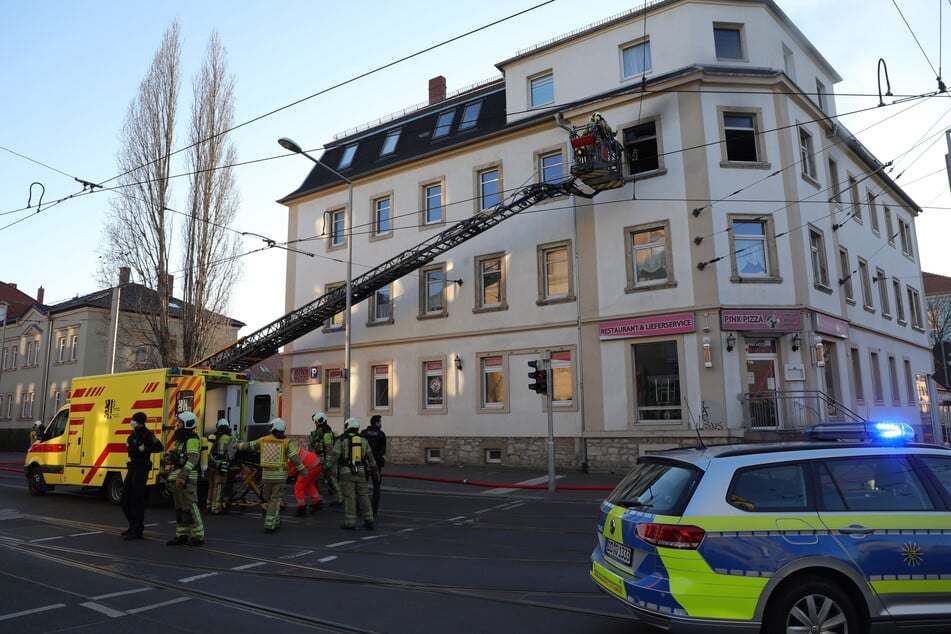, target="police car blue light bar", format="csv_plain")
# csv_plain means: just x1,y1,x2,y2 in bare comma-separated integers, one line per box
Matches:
802,421,915,443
